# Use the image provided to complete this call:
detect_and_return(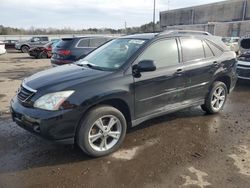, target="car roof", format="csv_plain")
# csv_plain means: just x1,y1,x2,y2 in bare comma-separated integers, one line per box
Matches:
61,35,115,40
121,32,228,51
121,33,157,40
